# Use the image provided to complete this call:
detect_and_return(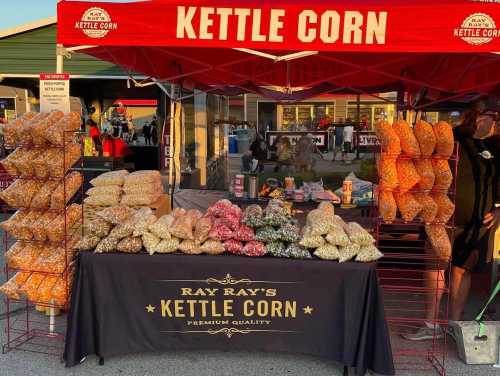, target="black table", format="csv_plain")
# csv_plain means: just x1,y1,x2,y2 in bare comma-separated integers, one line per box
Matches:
64,253,394,376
